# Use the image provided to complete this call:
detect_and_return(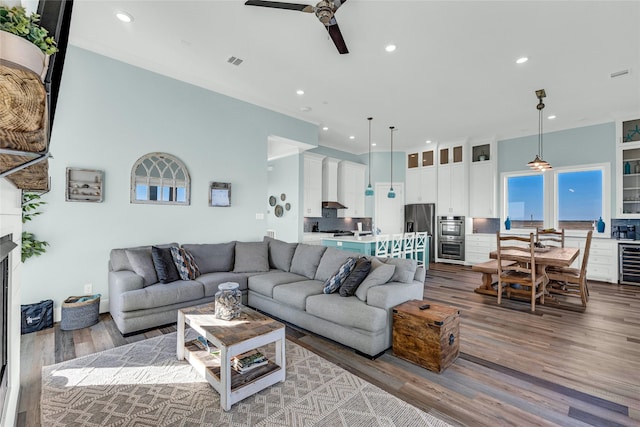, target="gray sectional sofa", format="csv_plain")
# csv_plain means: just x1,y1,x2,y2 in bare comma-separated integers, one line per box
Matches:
108,237,425,357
